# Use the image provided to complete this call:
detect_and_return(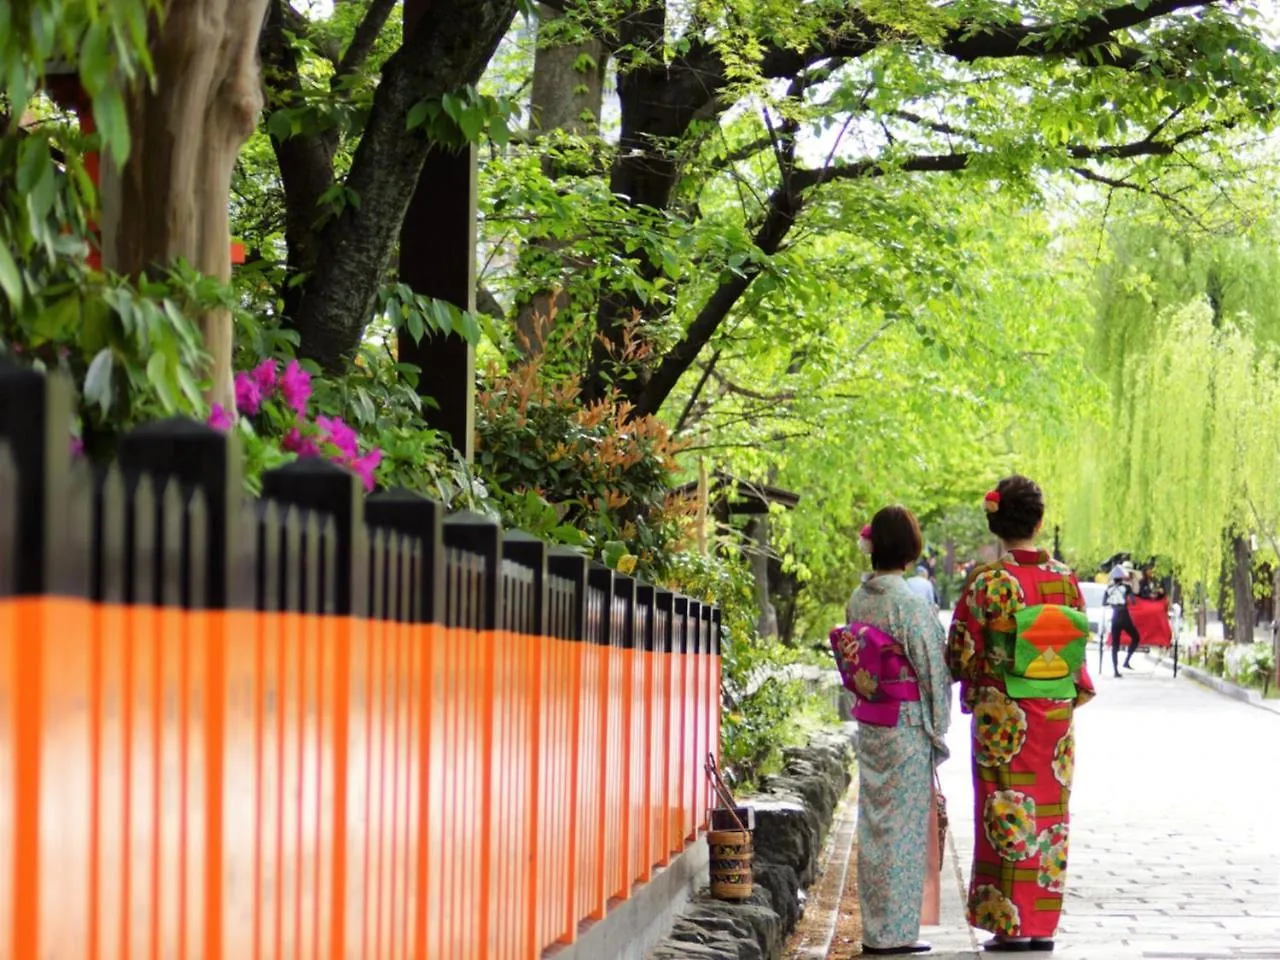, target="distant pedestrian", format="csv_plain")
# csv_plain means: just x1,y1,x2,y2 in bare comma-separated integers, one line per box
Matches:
907,564,938,607
1105,565,1140,676
834,506,951,956
946,475,1094,953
